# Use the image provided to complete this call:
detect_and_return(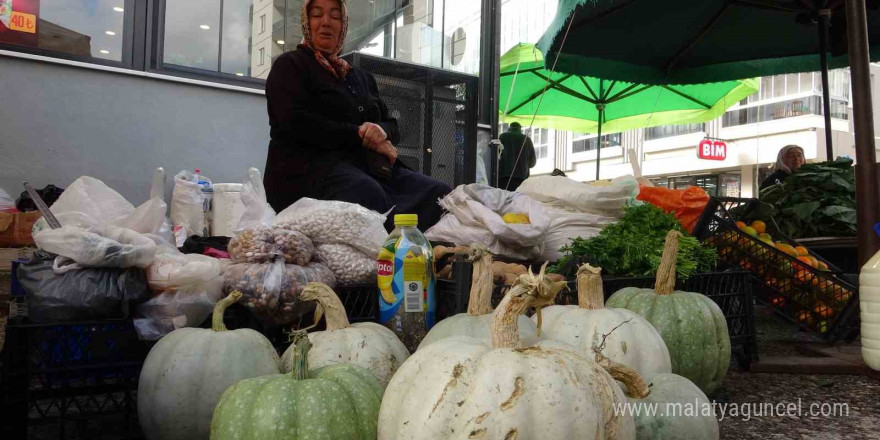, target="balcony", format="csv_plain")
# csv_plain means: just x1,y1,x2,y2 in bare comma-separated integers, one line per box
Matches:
722,96,848,128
